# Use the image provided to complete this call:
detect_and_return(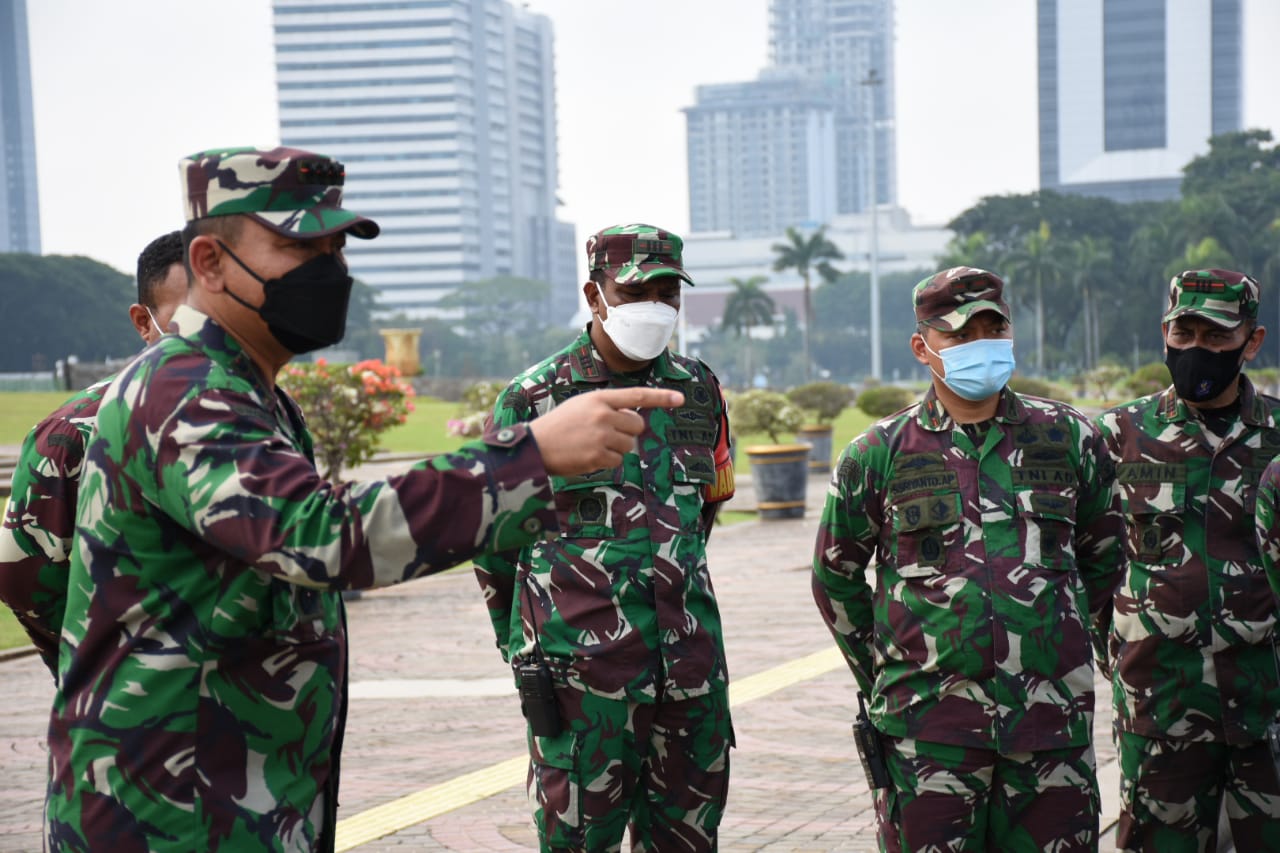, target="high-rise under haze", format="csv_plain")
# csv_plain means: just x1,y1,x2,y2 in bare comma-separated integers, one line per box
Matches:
1037,0,1242,202
272,0,575,321
684,0,894,237
0,0,41,254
